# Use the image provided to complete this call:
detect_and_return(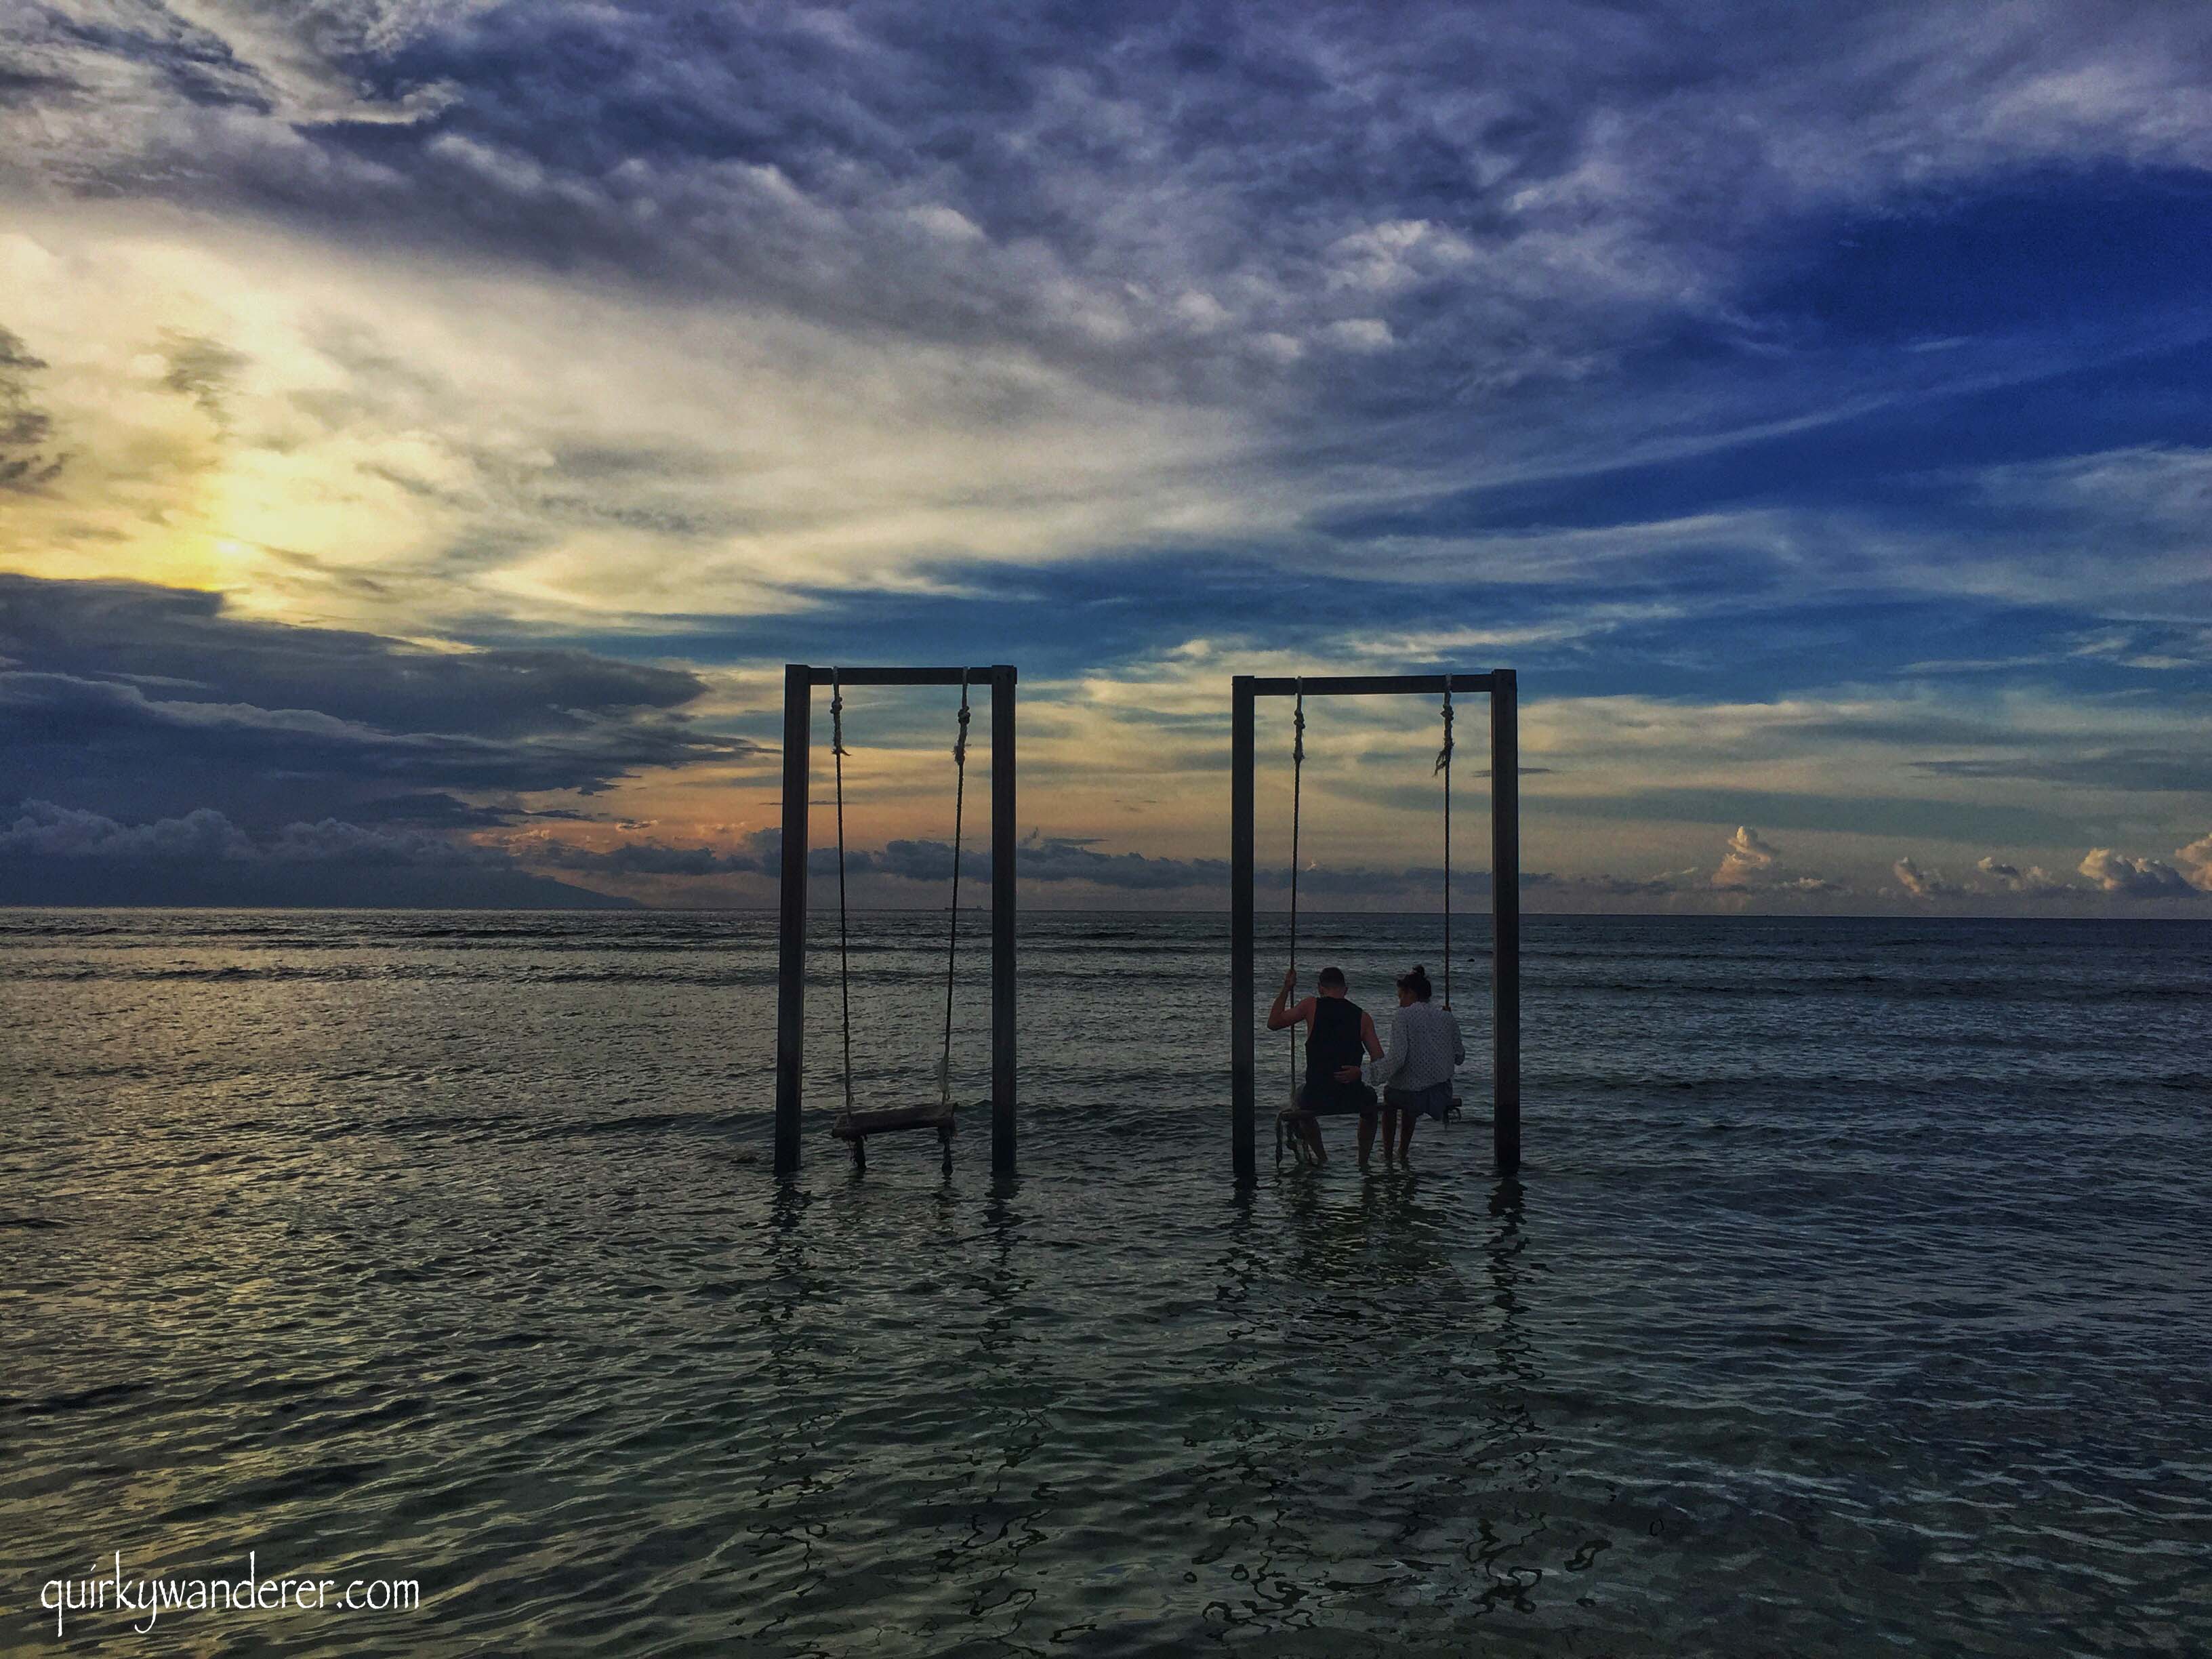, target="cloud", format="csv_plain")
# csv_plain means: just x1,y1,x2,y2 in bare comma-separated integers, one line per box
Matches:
1974,855,2072,895
0,574,755,826
0,325,64,490
2,799,499,866
158,329,248,422
2077,830,2212,899
514,830,778,879
2177,830,2212,893
1713,824,1778,887
510,823,1513,900
2077,846,2196,898
0,798,628,907
0,799,253,861
1916,750,2212,794
12,1,2212,630
1892,855,1959,899
1706,825,1849,895
17,0,2208,398
0,223,1269,628
516,827,1230,892
261,817,502,865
